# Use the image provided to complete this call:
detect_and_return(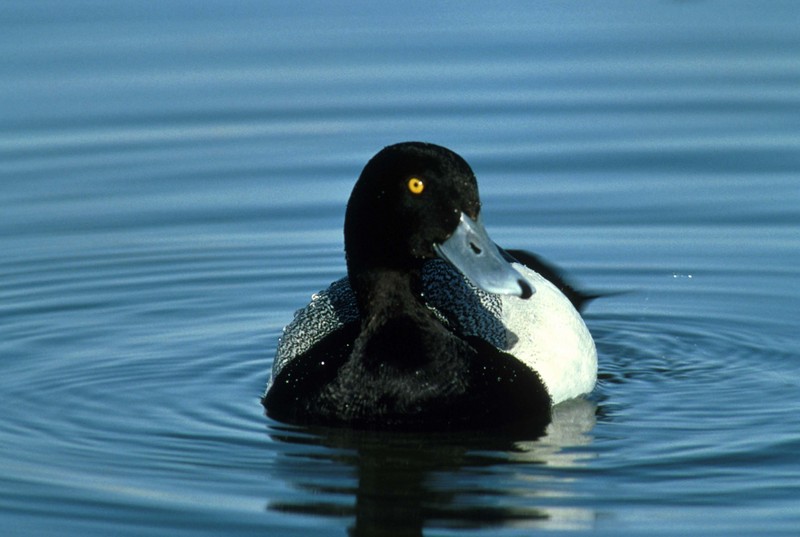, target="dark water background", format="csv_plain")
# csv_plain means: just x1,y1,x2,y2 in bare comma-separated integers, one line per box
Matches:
2,1,799,535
